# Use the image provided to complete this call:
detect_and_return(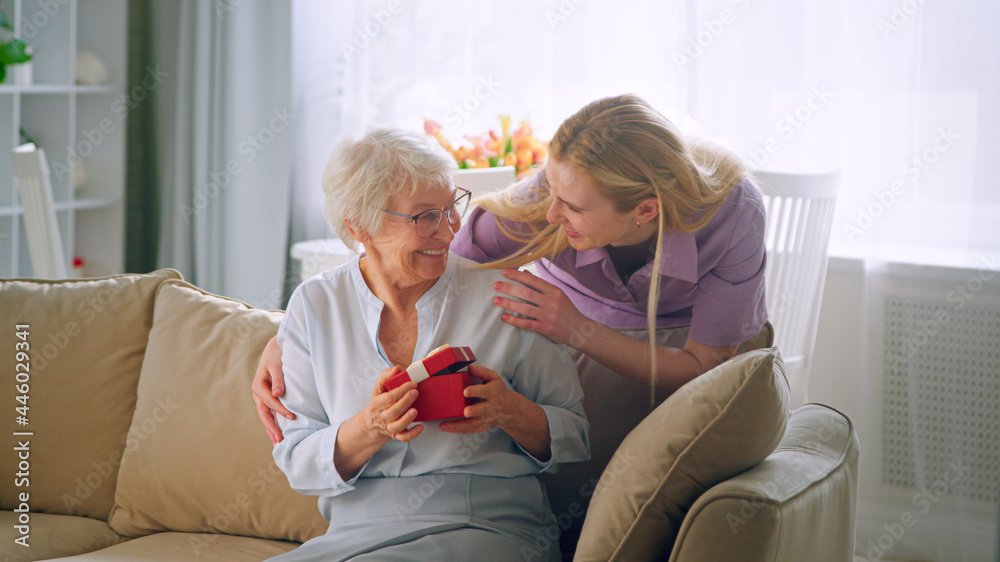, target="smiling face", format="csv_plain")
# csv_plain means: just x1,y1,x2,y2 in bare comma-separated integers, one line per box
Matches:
362,184,460,288
545,158,655,250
